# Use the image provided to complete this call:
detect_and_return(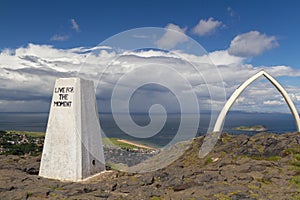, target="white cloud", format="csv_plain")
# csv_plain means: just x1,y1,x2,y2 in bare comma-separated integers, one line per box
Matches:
266,65,300,77
50,34,69,41
0,43,299,114
206,50,245,66
192,17,222,36
263,100,285,105
0,44,113,112
156,23,188,49
228,31,279,57
70,18,80,32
